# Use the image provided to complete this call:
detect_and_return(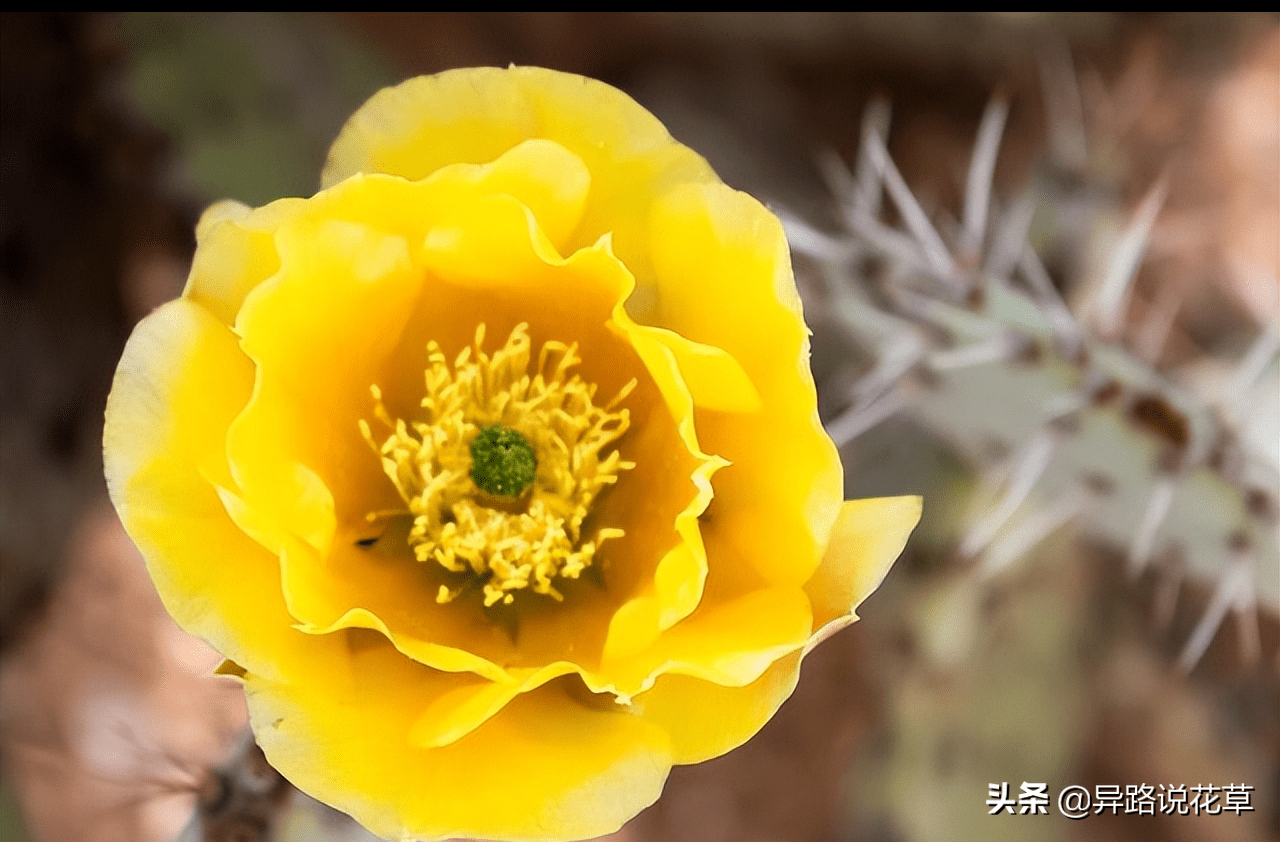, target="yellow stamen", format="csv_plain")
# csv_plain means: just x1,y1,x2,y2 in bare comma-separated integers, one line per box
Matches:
360,324,635,607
